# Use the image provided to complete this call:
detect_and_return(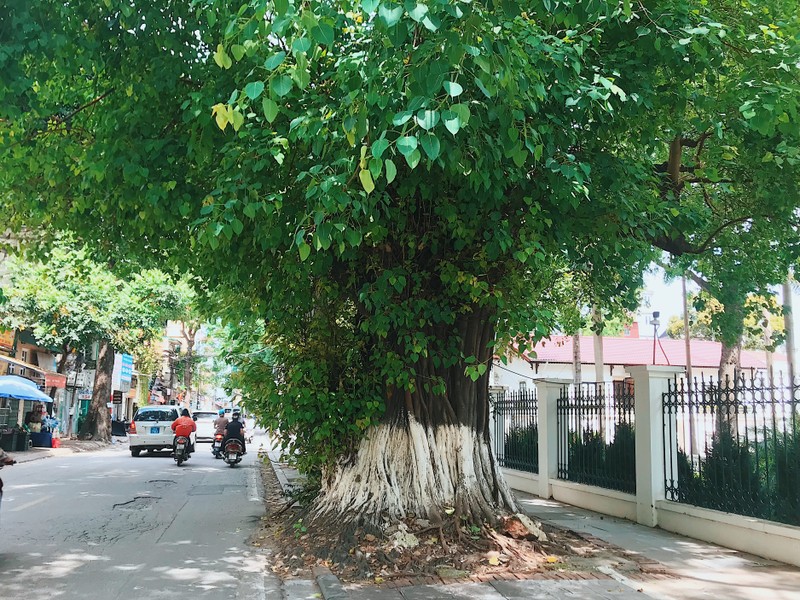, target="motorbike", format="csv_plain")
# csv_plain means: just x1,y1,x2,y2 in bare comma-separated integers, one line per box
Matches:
212,433,224,459
0,460,14,515
173,435,190,466
223,438,243,467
